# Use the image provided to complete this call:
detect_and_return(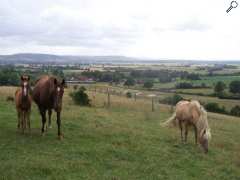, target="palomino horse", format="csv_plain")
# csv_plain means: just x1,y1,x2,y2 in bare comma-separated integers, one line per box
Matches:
162,100,211,153
32,76,65,139
15,75,32,133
